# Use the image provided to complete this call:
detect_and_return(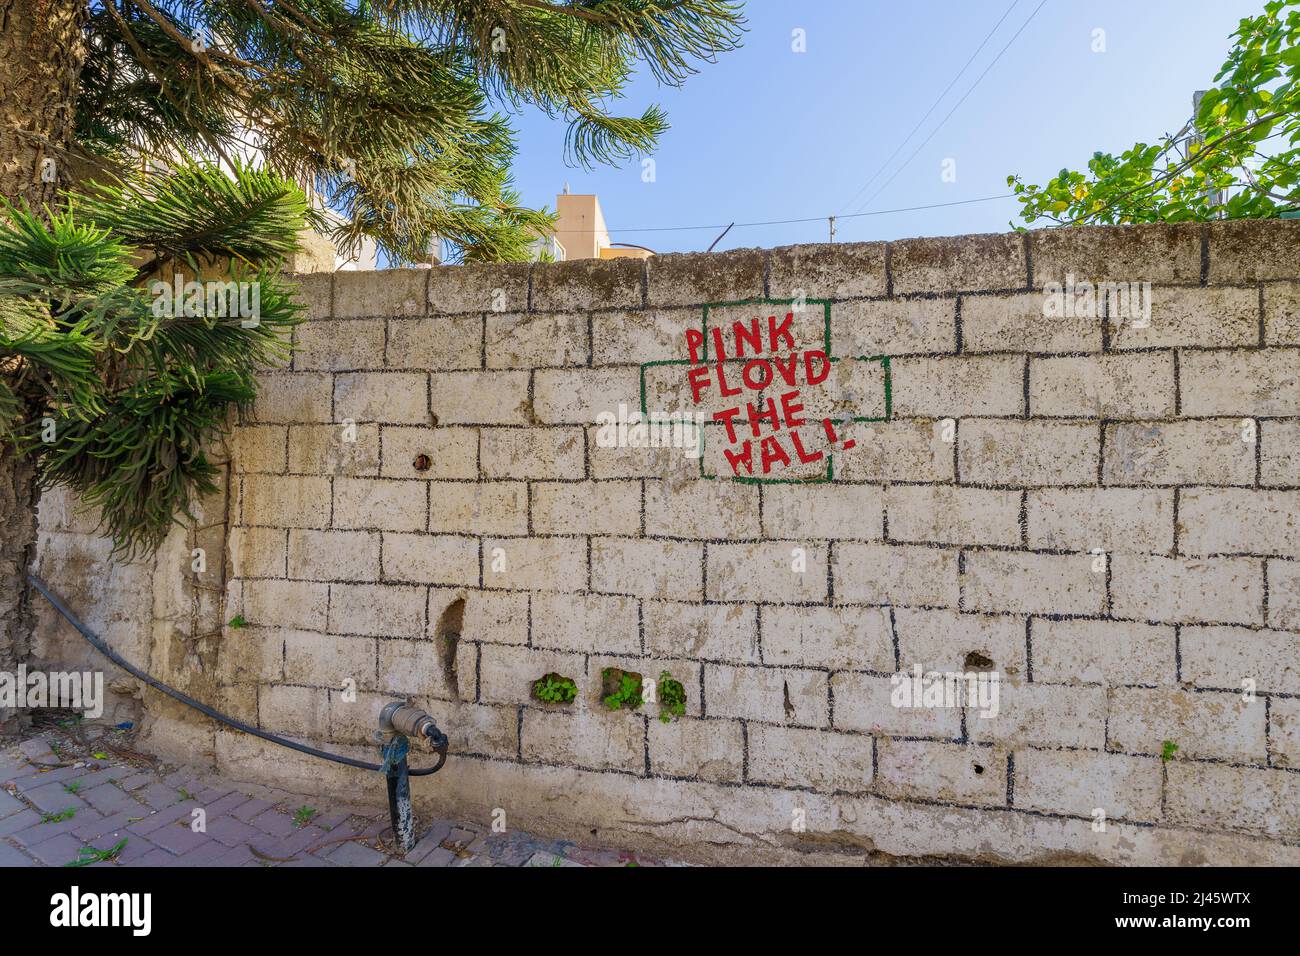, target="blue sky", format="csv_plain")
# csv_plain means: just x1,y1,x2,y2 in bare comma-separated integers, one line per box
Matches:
503,0,1264,254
